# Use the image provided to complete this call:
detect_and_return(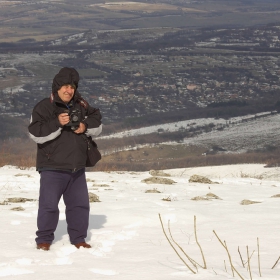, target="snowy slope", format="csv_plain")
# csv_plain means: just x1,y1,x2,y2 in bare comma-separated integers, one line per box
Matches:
99,112,280,153
0,164,280,279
